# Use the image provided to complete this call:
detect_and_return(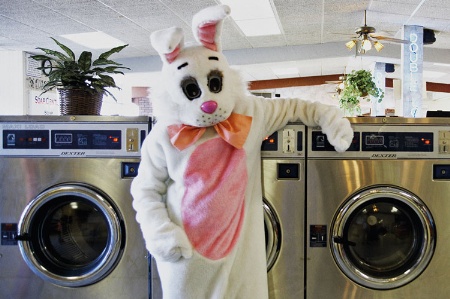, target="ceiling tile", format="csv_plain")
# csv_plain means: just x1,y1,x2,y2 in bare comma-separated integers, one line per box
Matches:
0,0,450,84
